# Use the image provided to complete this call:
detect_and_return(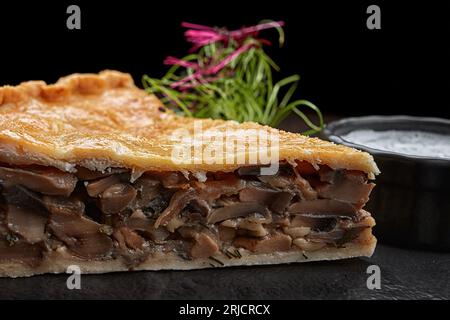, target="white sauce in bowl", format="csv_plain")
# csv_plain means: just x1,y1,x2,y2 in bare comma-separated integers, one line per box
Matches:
341,129,450,159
